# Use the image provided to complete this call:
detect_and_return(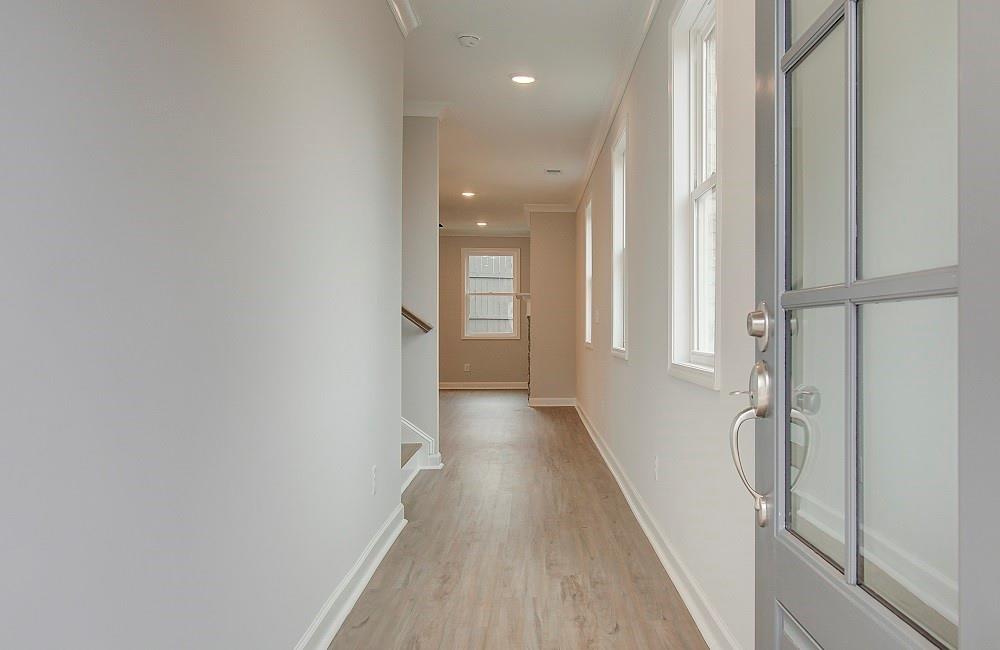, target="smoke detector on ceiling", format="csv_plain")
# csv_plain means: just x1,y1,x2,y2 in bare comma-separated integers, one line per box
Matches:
457,34,481,48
